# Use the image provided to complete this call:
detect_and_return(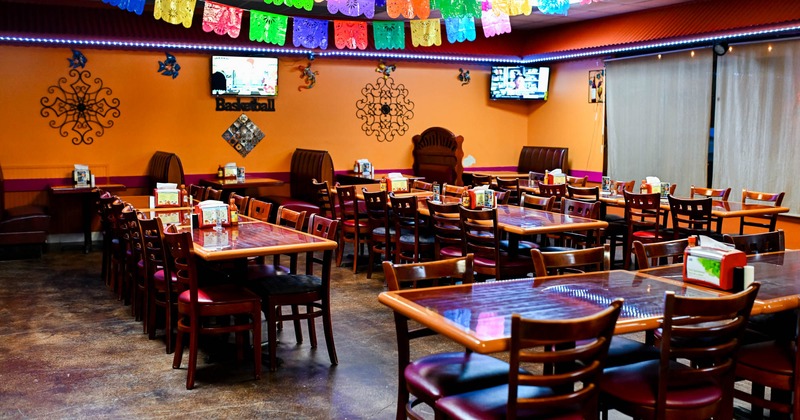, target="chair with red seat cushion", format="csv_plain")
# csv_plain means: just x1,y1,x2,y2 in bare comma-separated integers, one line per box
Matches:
248,214,339,372
383,255,514,420
141,216,180,353
734,324,800,419
667,195,715,240
426,200,463,260
336,185,370,272
165,229,262,390
459,206,533,280
599,283,760,419
436,299,623,420
622,191,667,270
